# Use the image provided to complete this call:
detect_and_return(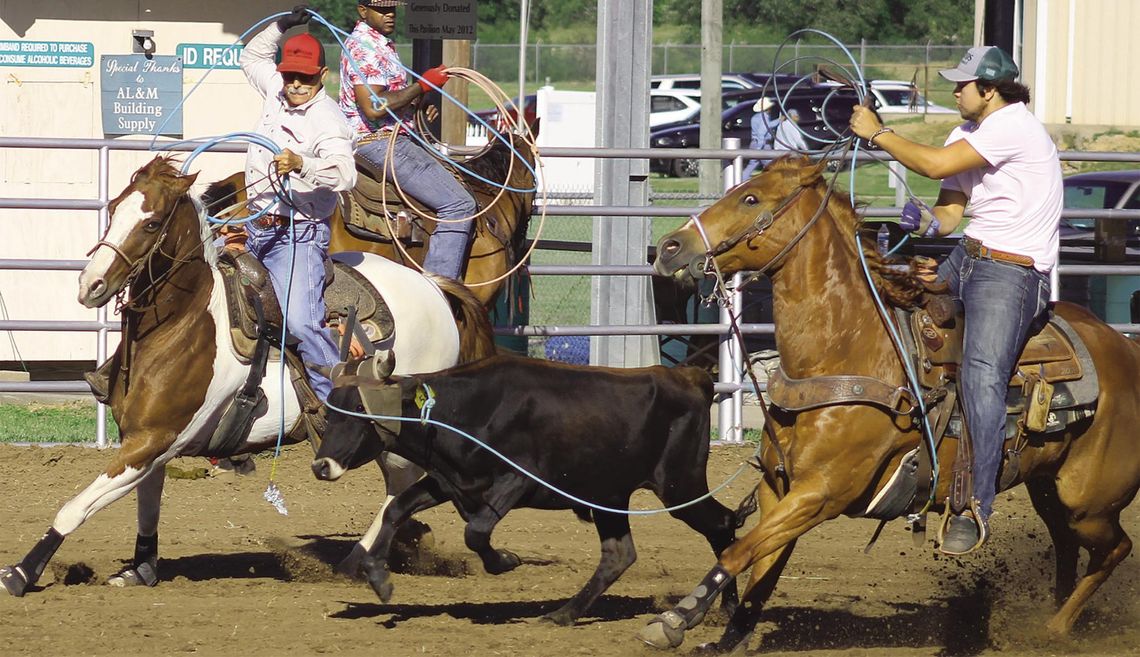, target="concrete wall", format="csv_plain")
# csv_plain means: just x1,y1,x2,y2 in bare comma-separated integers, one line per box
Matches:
0,2,304,361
